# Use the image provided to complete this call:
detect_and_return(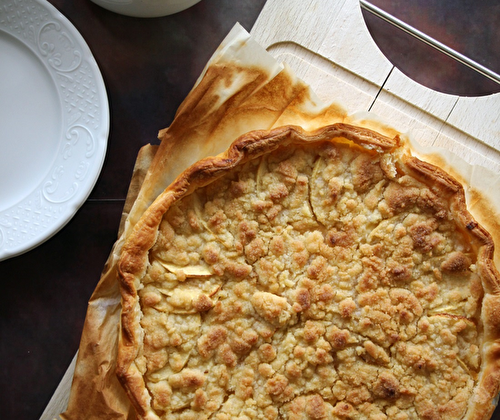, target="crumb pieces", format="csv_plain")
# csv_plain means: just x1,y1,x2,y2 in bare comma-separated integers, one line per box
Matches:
137,142,482,419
